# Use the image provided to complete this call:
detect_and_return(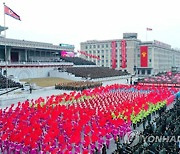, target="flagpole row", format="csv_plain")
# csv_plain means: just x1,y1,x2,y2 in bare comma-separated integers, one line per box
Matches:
3,2,8,94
